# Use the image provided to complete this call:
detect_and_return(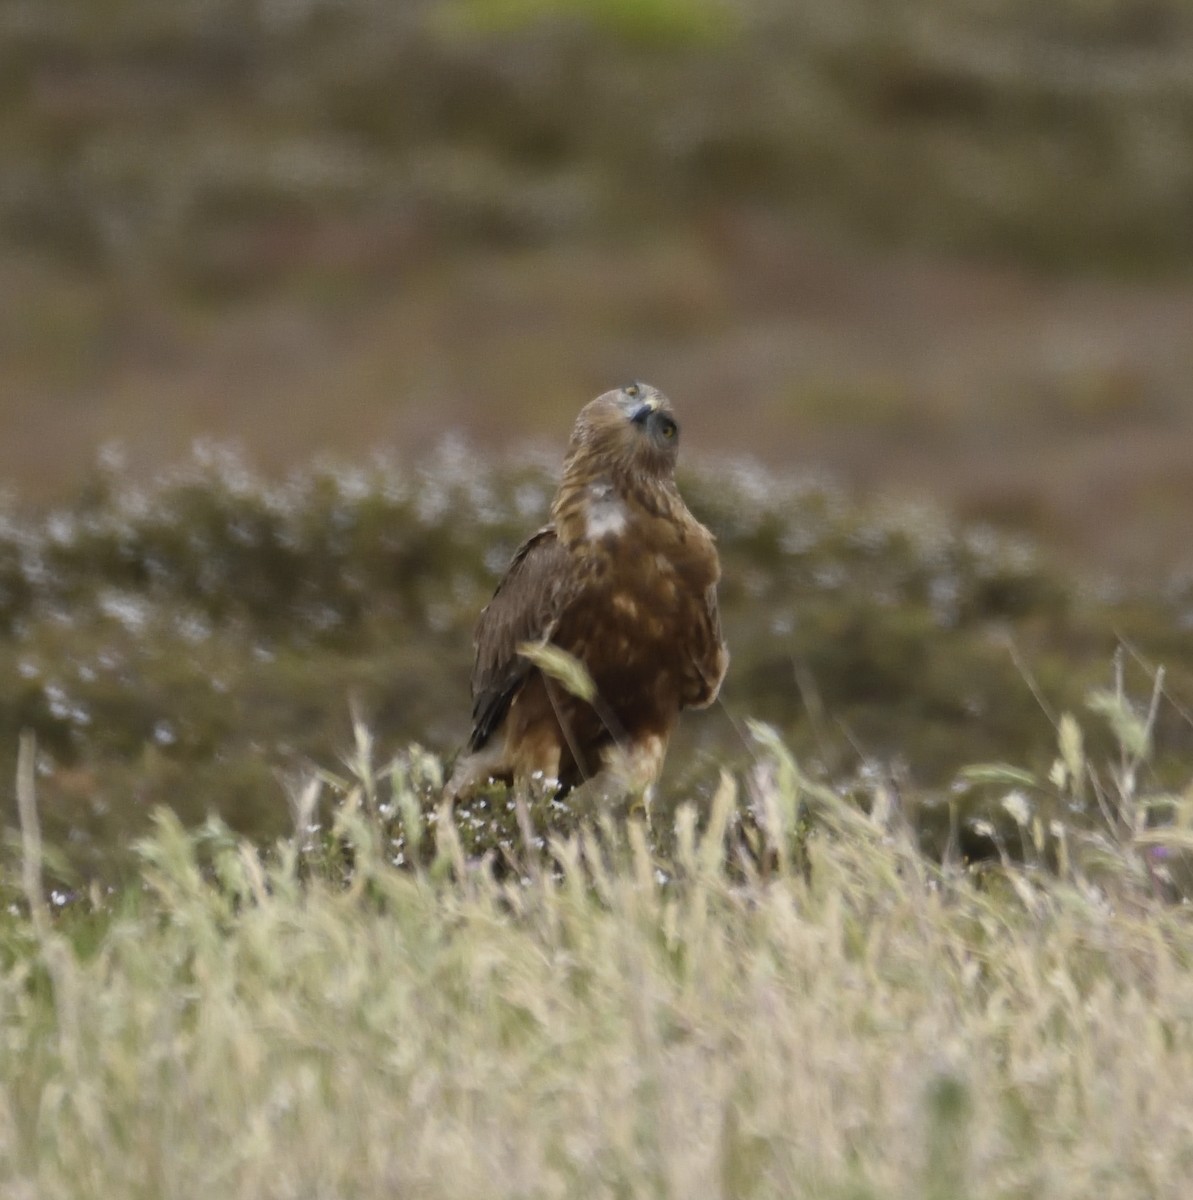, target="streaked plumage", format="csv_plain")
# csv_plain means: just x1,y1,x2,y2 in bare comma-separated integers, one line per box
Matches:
449,383,728,799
